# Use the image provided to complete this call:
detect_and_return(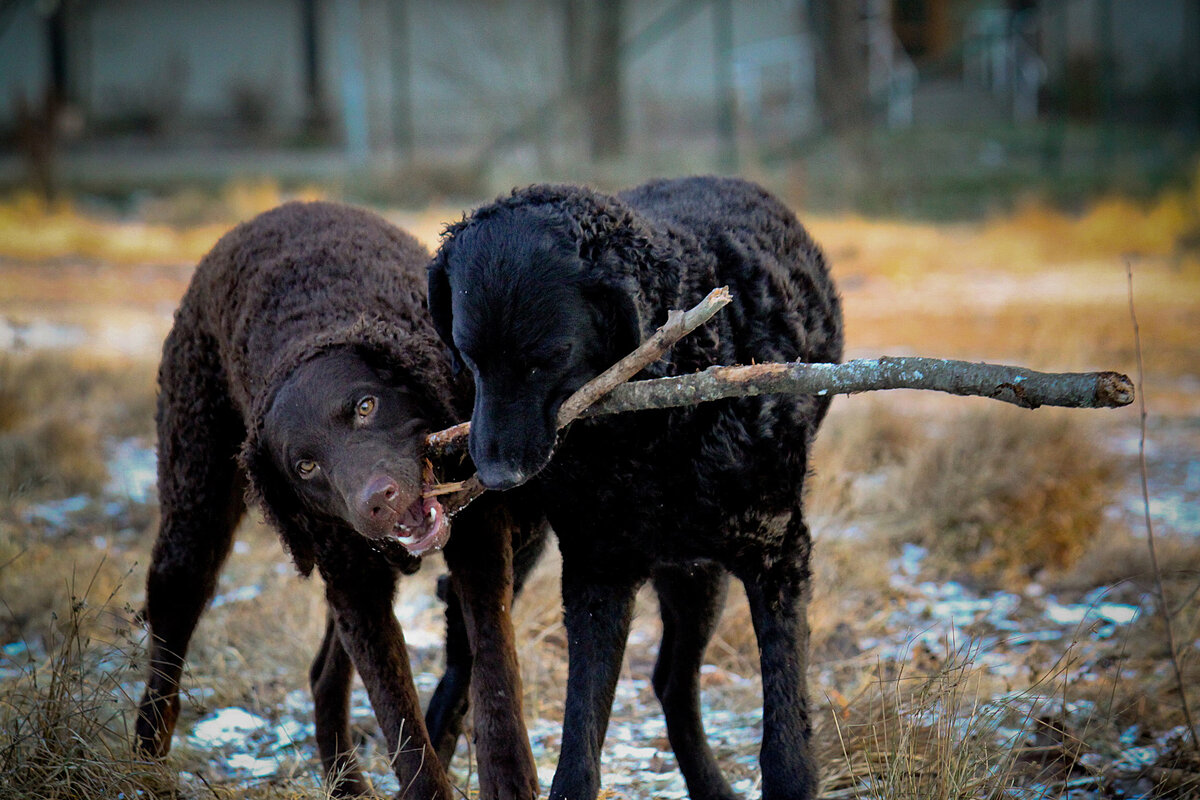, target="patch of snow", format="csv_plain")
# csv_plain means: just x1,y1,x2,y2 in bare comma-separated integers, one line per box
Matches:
608,742,659,761
413,671,441,692
1112,745,1159,769
399,626,444,649
22,495,89,530
210,585,262,608
188,708,269,749
2,641,28,658
105,438,157,503
892,542,927,580
1136,492,1200,536
227,753,283,778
